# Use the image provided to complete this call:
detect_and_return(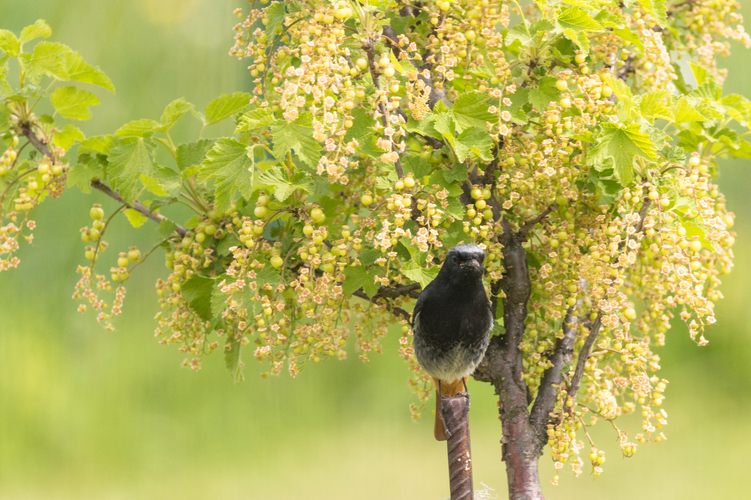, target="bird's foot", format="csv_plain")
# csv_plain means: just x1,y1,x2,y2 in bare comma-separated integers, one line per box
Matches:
457,391,471,411
439,397,453,439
